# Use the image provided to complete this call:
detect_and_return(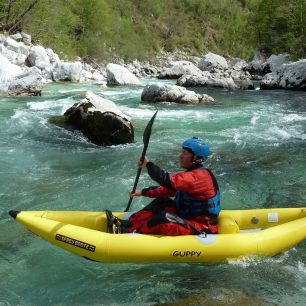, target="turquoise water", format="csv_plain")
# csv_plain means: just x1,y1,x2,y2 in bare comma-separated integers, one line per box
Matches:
1,79,305,305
